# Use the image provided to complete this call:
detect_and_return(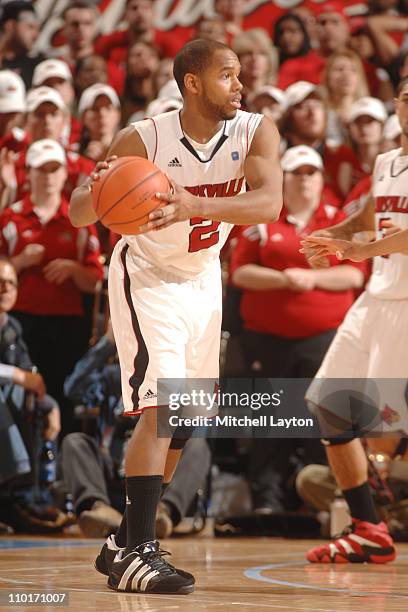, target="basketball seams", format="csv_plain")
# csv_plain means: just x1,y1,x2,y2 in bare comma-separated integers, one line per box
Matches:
99,169,161,222
94,157,135,215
